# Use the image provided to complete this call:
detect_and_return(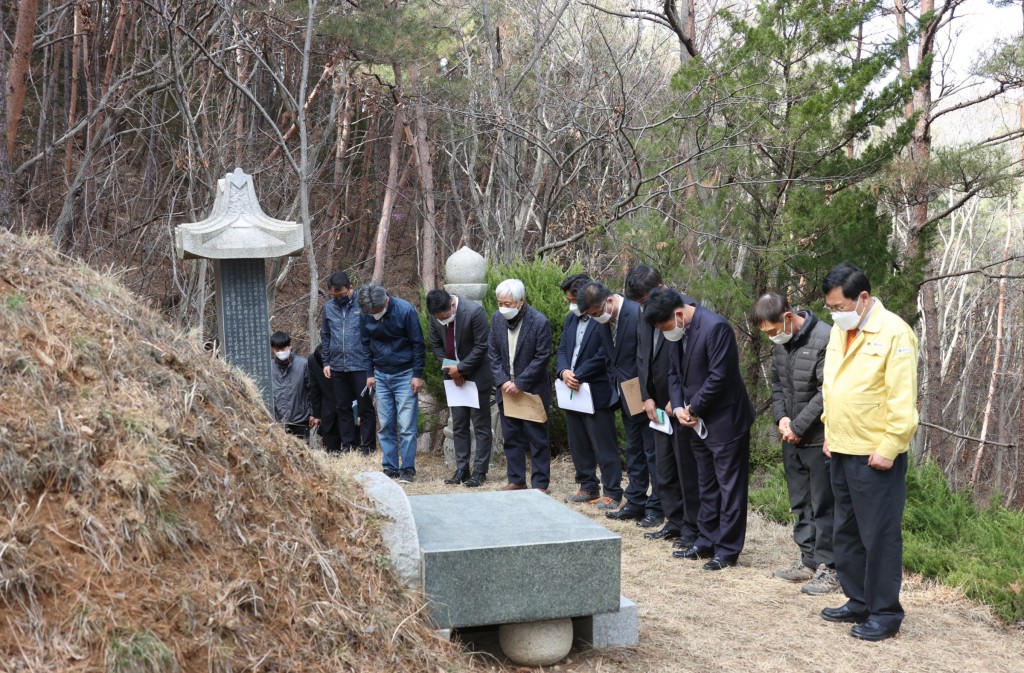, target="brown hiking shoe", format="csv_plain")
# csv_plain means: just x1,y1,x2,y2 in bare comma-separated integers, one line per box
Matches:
773,559,815,582
801,564,842,595
589,496,621,511
565,489,599,503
